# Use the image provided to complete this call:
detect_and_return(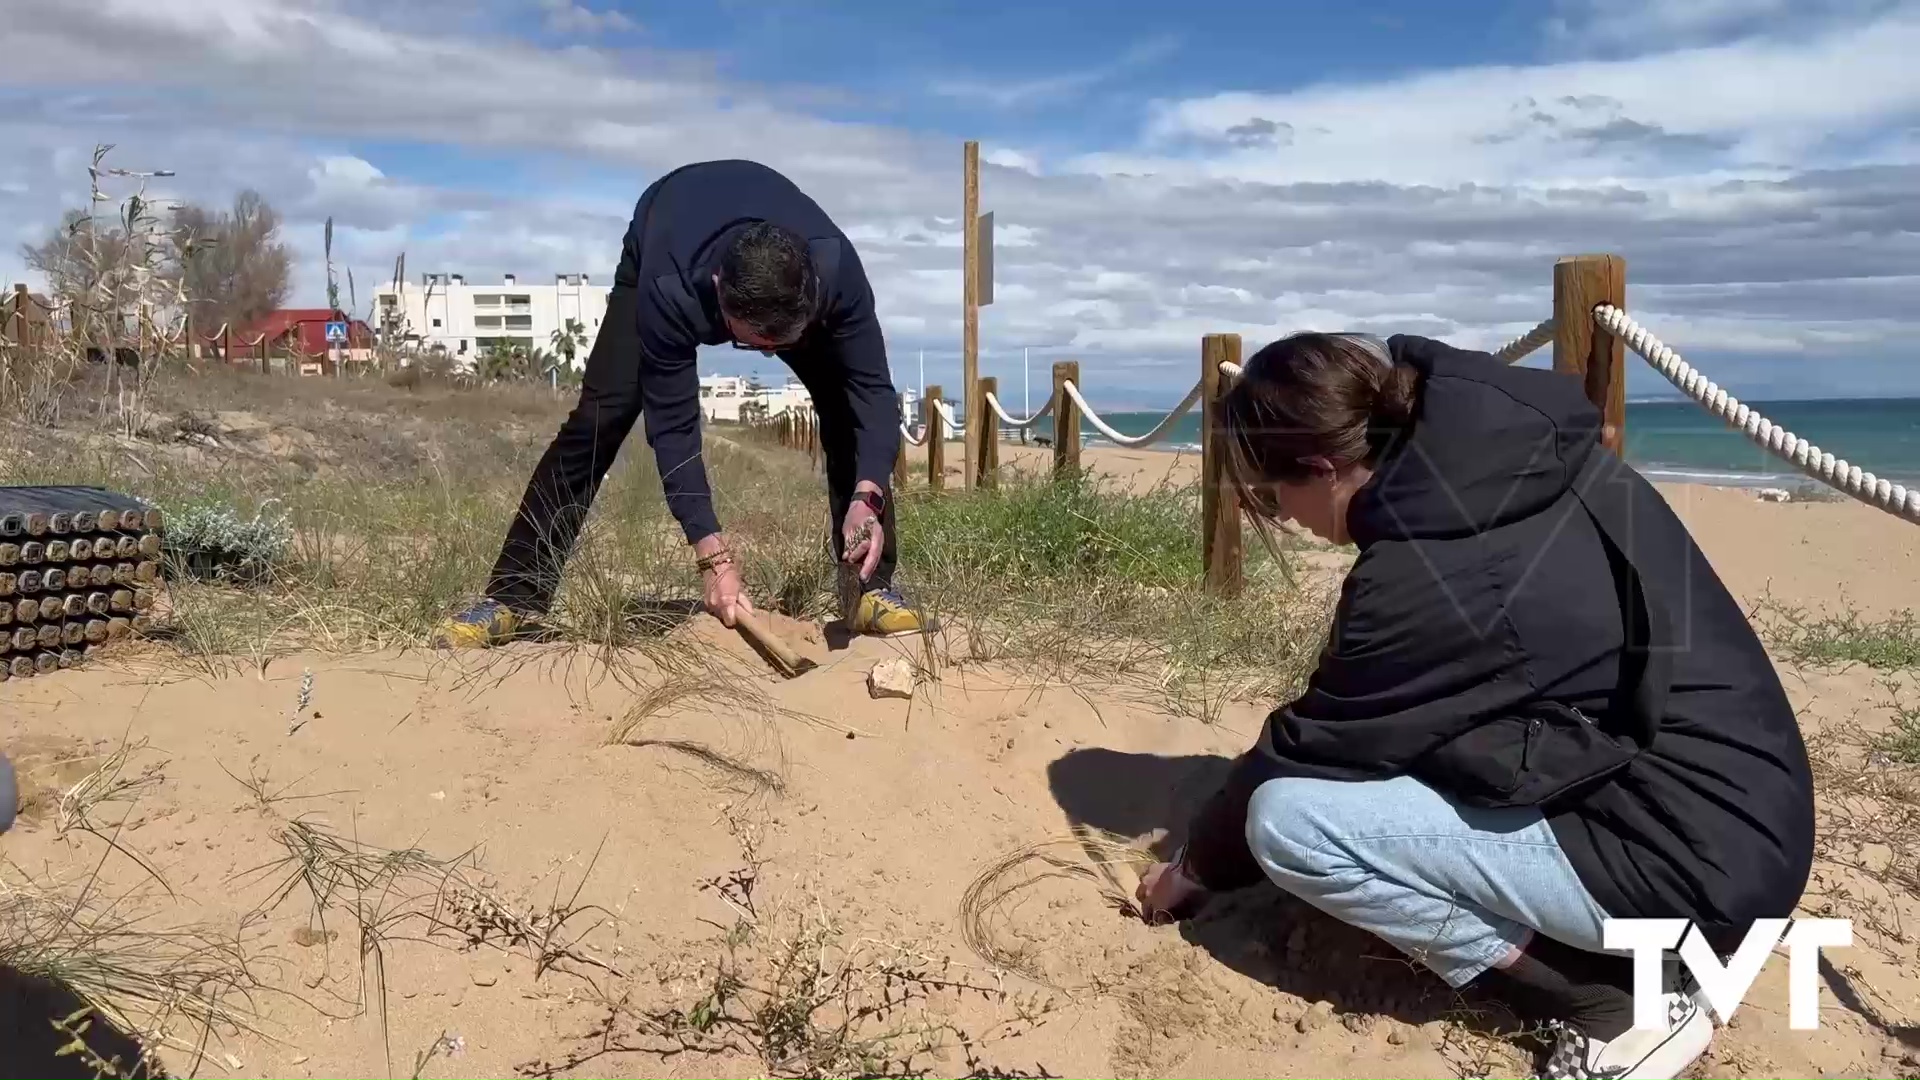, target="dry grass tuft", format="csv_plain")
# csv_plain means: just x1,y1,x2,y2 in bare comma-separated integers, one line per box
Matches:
517,875,1061,1079
958,829,1154,984
1,861,265,1078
